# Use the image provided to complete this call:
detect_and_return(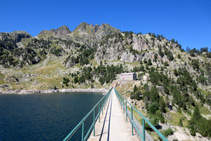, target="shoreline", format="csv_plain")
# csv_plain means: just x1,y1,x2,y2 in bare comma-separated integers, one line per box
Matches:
0,88,109,95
